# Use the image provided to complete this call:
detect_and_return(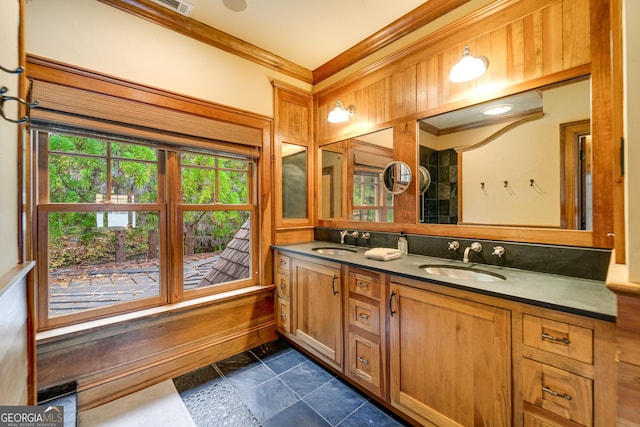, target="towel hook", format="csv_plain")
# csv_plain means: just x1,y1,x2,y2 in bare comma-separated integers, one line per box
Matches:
0,65,24,74
0,87,39,124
